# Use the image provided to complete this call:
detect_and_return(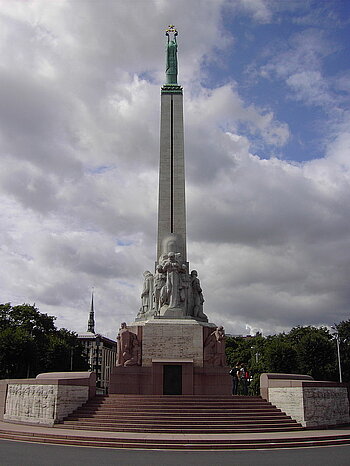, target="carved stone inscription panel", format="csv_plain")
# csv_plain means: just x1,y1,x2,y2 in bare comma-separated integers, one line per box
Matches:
4,384,57,424
269,386,350,427
142,321,203,367
4,383,90,425
303,387,350,426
